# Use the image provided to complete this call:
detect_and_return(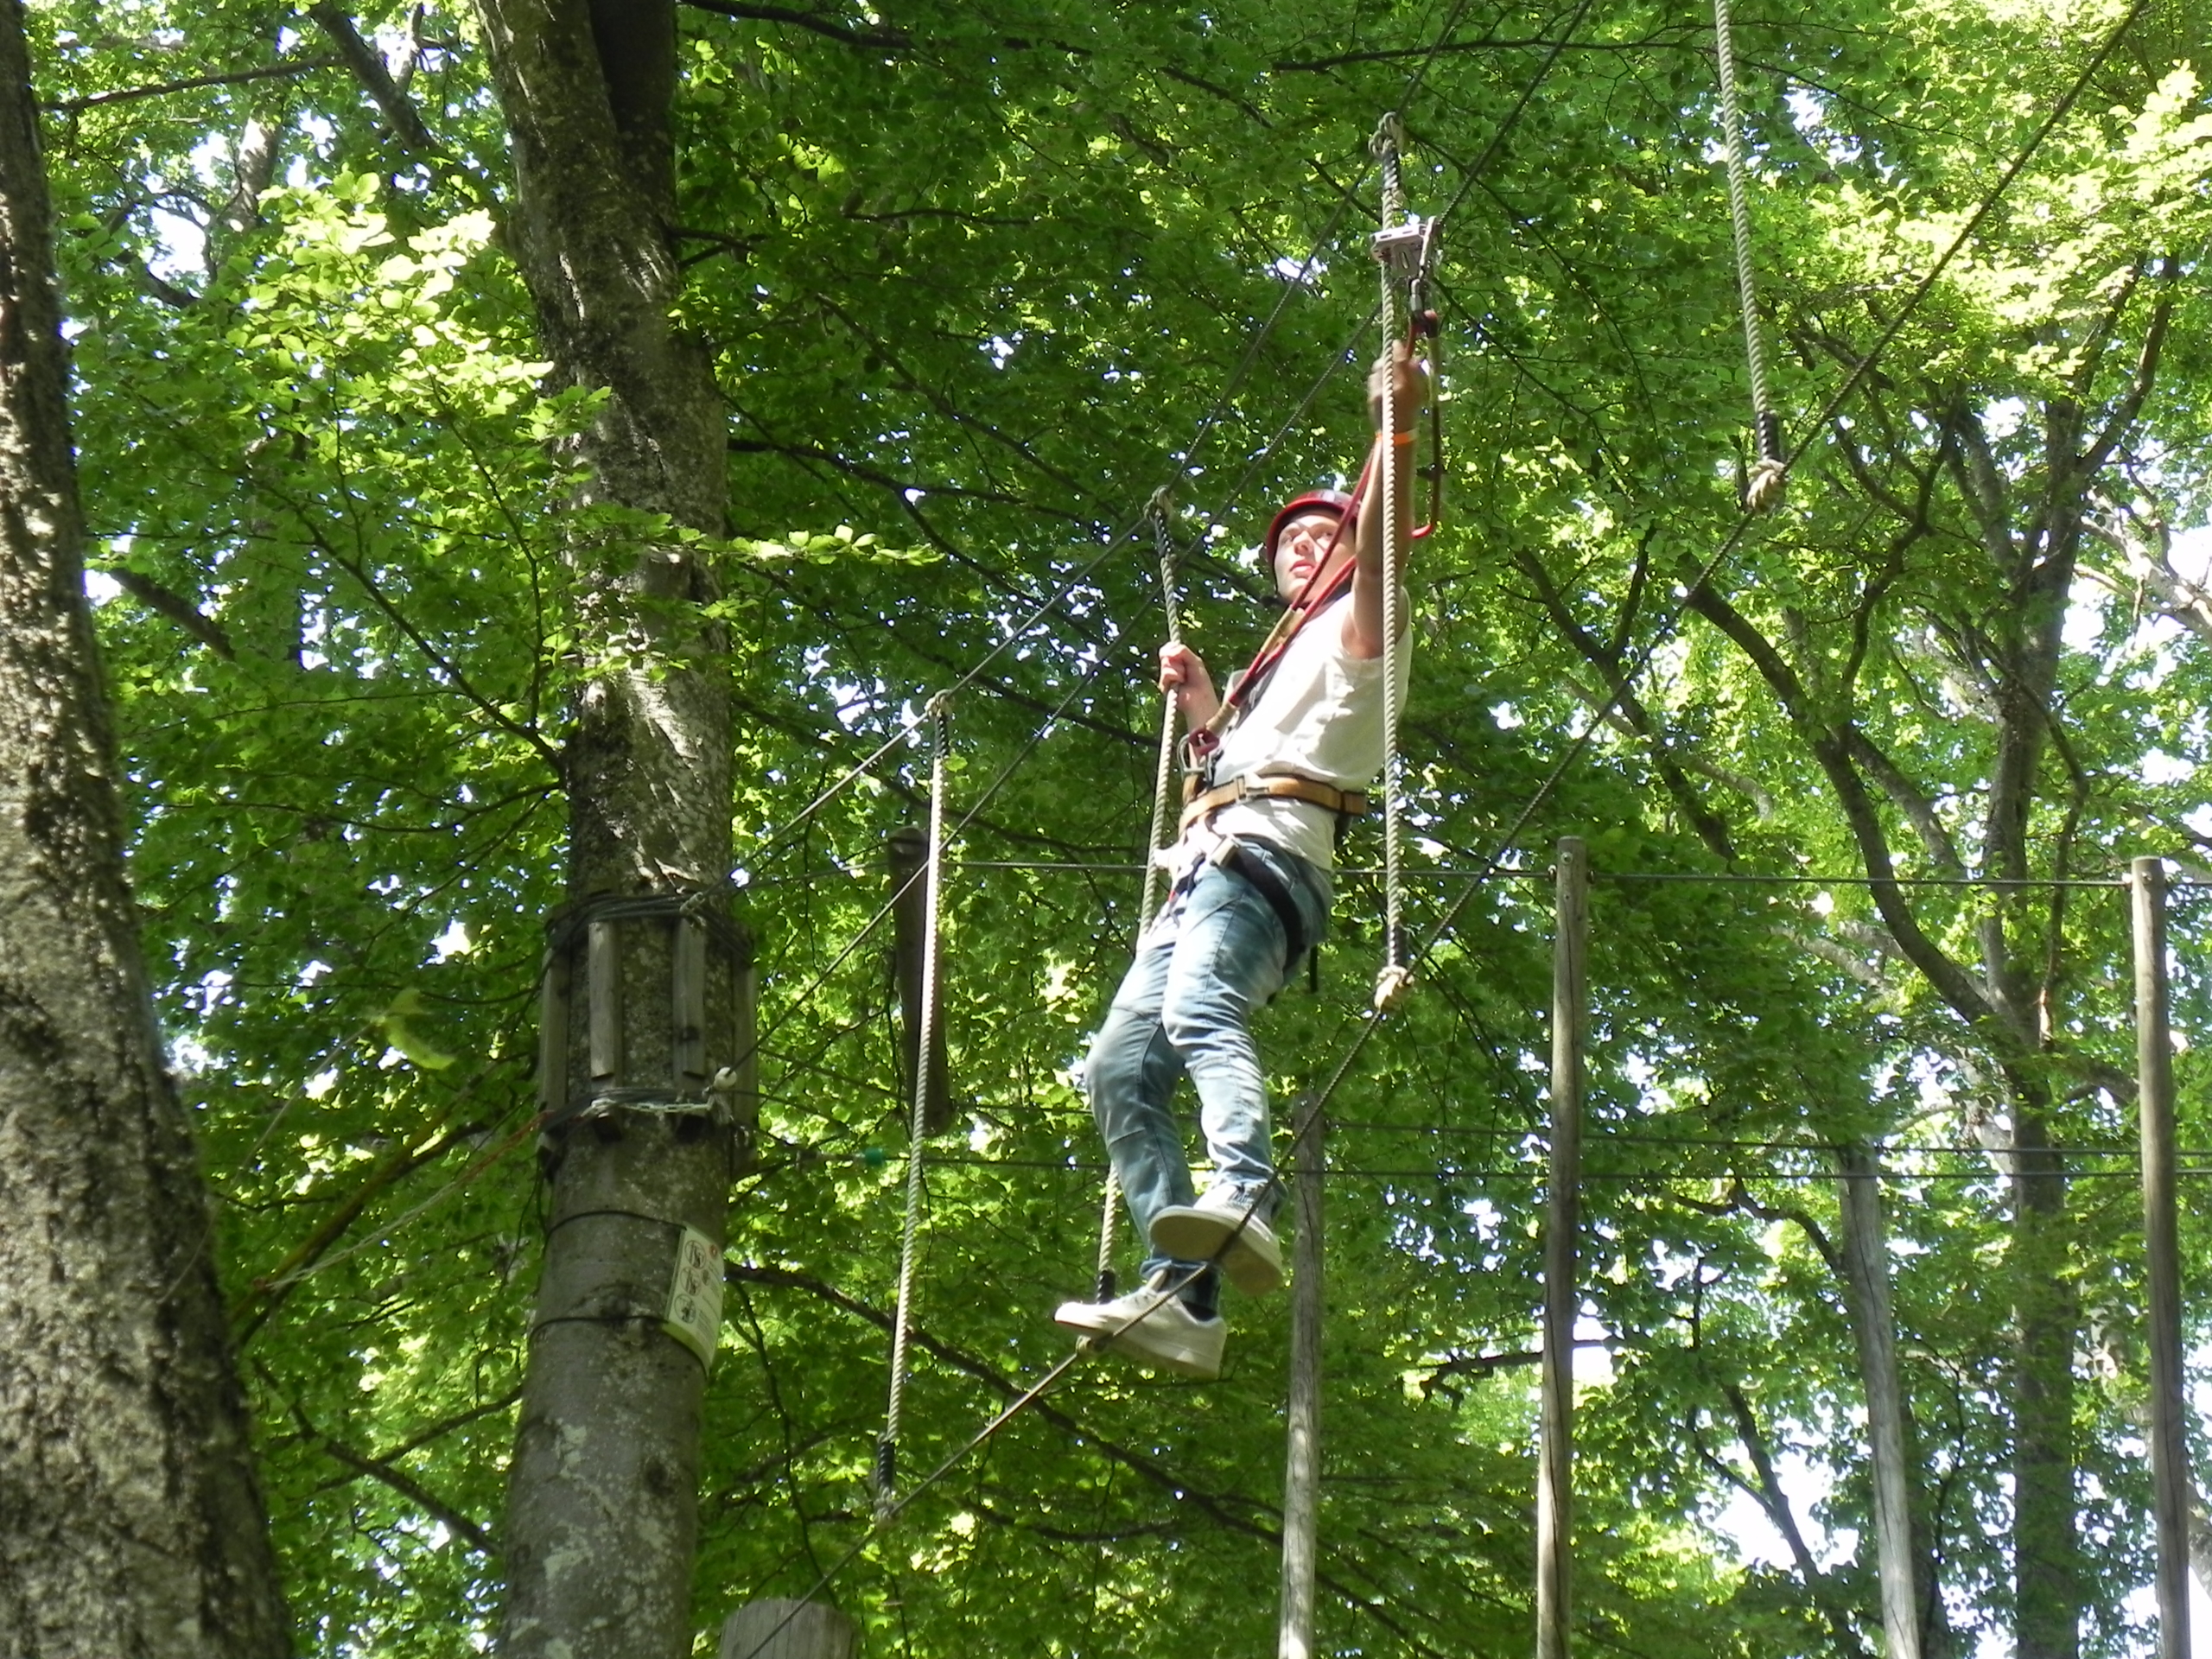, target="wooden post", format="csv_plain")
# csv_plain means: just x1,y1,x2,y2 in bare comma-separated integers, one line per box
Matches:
2132,856,2190,1659
1535,837,1586,1659
1278,1094,1326,1659
887,826,950,1135
1836,1144,1920,1659
719,1599,857,1659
